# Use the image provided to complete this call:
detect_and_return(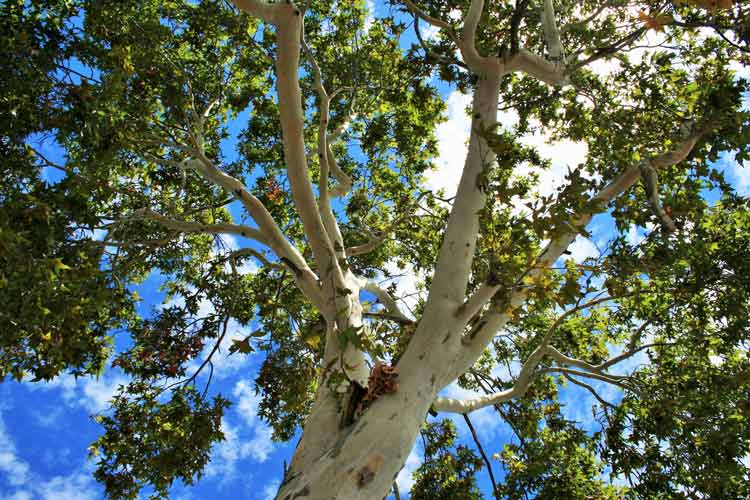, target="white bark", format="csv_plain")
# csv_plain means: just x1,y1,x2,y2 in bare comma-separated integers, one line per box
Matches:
278,373,433,500
542,0,565,63
220,3,716,500
360,280,413,323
